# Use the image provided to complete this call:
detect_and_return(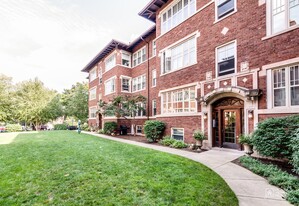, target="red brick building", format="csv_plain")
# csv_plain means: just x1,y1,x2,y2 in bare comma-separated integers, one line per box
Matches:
82,0,299,150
